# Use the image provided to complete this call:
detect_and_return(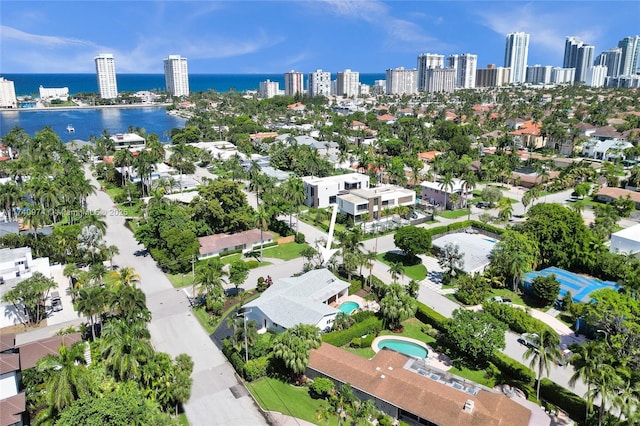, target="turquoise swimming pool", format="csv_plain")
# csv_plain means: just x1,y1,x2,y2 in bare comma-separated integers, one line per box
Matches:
377,339,428,358
338,301,360,314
